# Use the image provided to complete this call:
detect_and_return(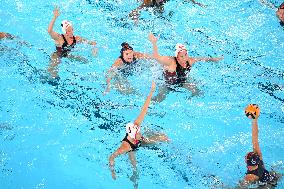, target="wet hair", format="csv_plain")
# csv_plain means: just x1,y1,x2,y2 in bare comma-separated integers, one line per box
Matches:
120,42,133,55
245,152,260,166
